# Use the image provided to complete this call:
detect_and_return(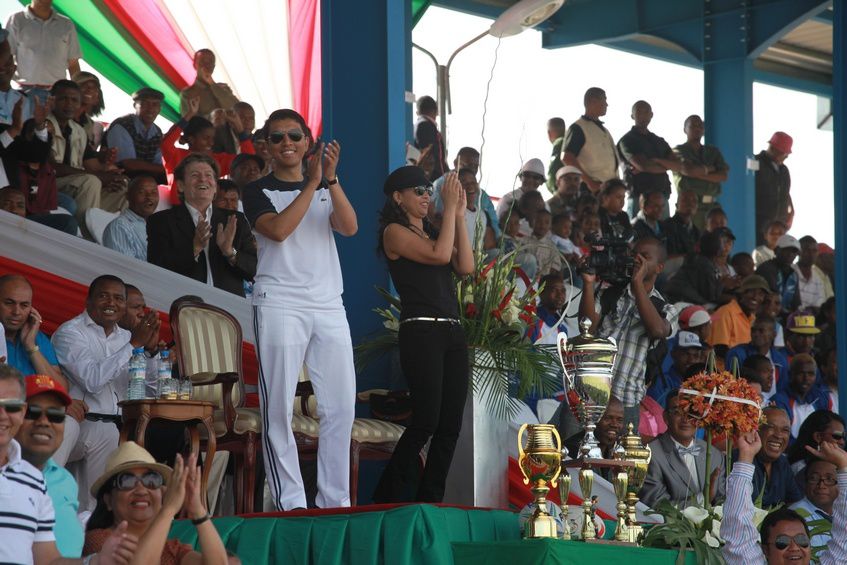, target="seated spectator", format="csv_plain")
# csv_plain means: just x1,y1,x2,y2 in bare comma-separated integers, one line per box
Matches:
546,116,566,192
757,234,801,315
640,390,725,508
815,297,836,353
659,305,712,381
597,178,631,238
726,315,790,395
664,230,724,307
562,87,618,195
102,175,159,261
550,213,581,262
0,364,131,565
547,165,581,217
713,226,738,279
731,252,755,279
760,290,786,348
575,212,601,253
515,189,547,238
0,186,77,235
575,192,599,218
84,444,228,563
52,274,161,511
721,433,846,565
710,274,770,359
617,100,679,216
558,396,625,479
521,209,562,276
454,168,495,252
101,87,166,183
71,71,104,149
16,374,83,557
632,190,666,241
499,212,537,278
147,154,257,296
48,80,128,235
161,98,250,204
704,206,727,233
661,189,700,260
179,48,238,118
528,273,568,344
739,355,773,403
785,312,819,358
733,406,803,508
790,456,840,558
671,114,729,229
753,220,787,267
794,236,832,313
787,410,845,477
251,127,272,176
431,147,499,238
0,45,33,127
773,354,830,441
815,243,835,290
229,152,264,194
496,158,546,218
818,348,838,413
5,0,81,98
647,331,706,409
213,179,240,212
213,102,255,156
